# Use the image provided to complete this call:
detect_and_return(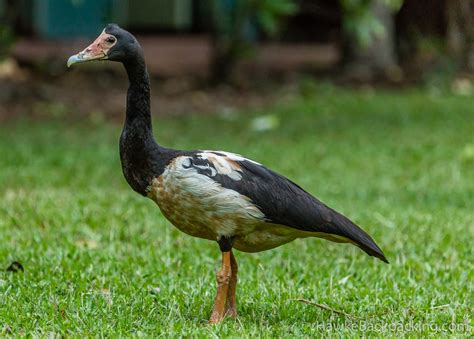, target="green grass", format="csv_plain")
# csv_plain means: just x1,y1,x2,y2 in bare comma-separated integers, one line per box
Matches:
0,87,472,336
